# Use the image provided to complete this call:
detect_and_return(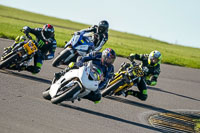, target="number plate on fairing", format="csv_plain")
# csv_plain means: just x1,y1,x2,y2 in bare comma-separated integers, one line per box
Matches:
23,40,38,55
